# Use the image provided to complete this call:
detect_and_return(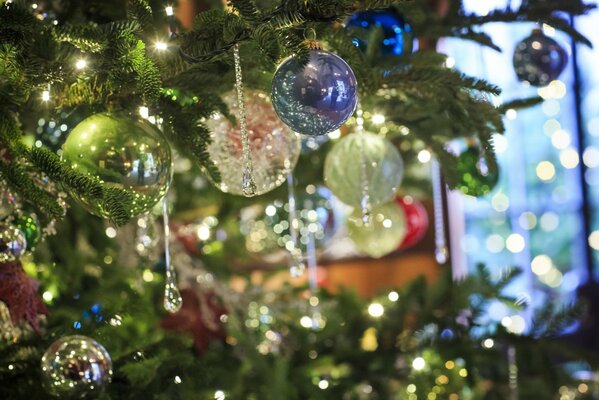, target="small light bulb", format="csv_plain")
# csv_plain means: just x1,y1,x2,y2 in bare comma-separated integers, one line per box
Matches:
372,114,385,124
165,6,174,16
155,41,168,51
75,59,87,70
42,90,50,102
139,106,149,119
